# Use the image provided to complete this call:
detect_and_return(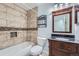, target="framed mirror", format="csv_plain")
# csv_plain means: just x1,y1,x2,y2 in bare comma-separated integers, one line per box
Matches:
52,7,72,33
